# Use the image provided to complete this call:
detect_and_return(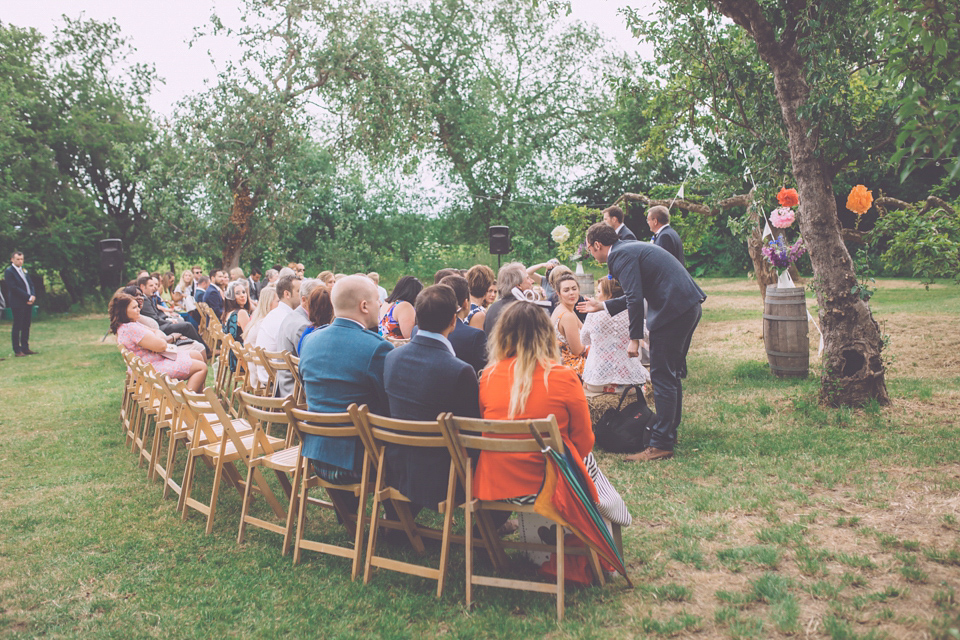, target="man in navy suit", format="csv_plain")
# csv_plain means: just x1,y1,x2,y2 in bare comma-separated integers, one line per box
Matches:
299,275,392,489
580,223,705,462
647,205,685,266
438,275,486,373
603,205,638,242
384,284,480,511
5,251,37,357
203,269,226,319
